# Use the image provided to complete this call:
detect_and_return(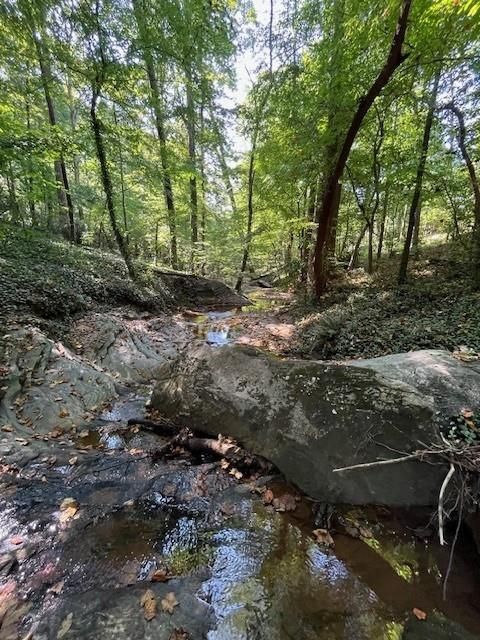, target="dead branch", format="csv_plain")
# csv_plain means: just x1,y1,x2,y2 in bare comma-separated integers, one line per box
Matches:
438,463,456,546
128,417,271,472
333,452,425,473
